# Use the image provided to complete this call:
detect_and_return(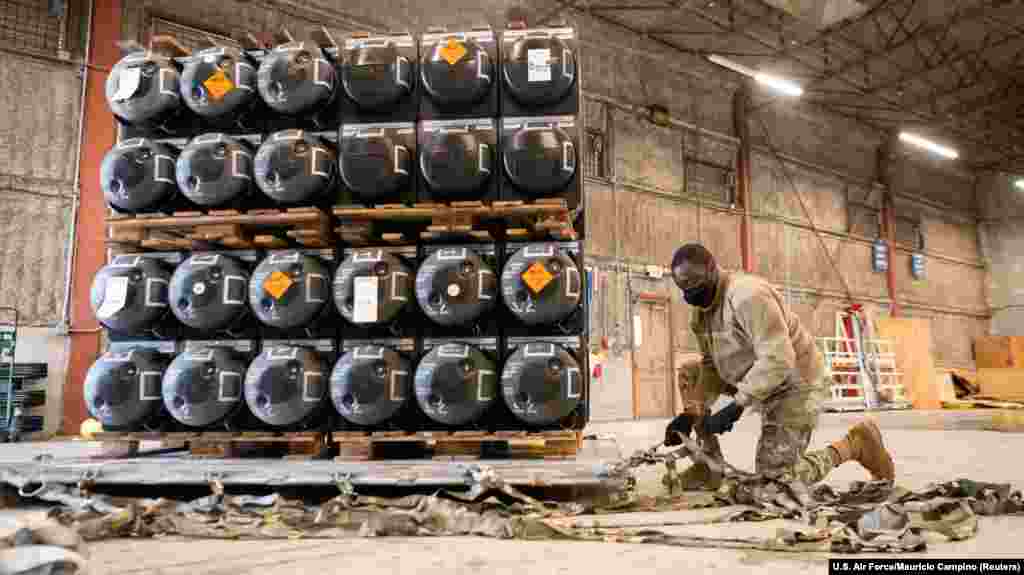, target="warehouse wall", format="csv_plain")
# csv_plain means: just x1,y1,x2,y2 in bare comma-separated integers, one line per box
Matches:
978,172,1024,336
571,14,989,419
0,0,84,435
102,0,992,424
0,50,78,326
